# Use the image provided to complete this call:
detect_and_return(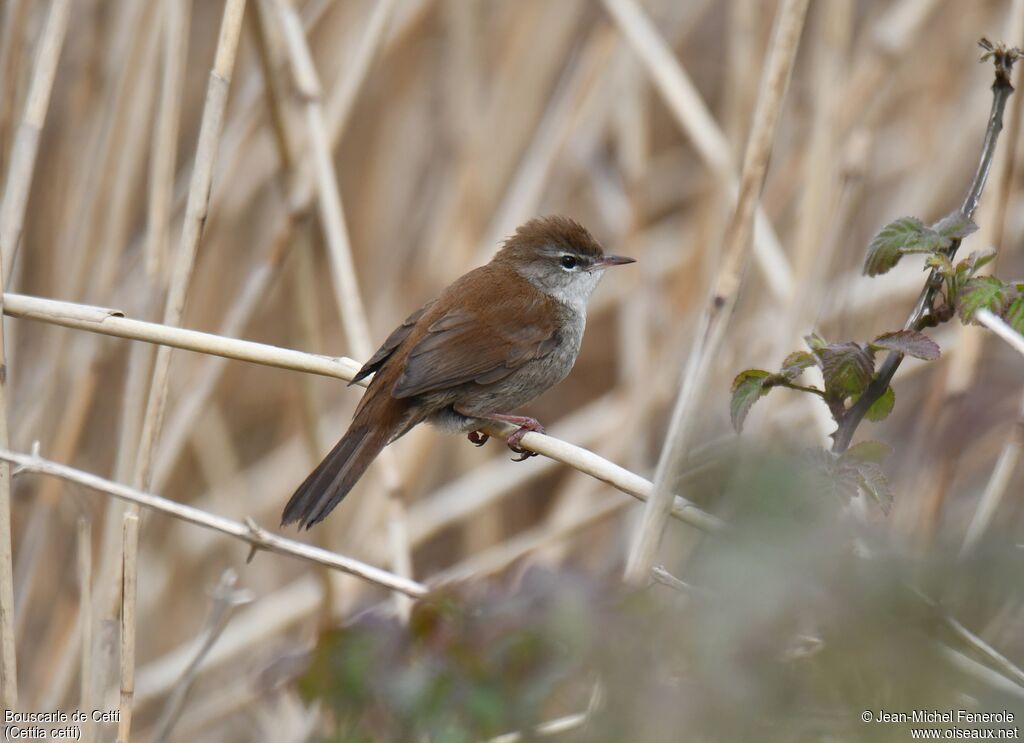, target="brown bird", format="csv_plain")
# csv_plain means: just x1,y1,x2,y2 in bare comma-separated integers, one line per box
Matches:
281,216,634,529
